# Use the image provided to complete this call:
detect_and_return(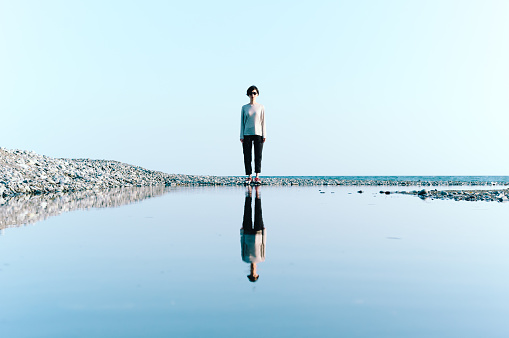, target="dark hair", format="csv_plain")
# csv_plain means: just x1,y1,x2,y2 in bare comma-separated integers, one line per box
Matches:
247,274,259,282
246,85,259,96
